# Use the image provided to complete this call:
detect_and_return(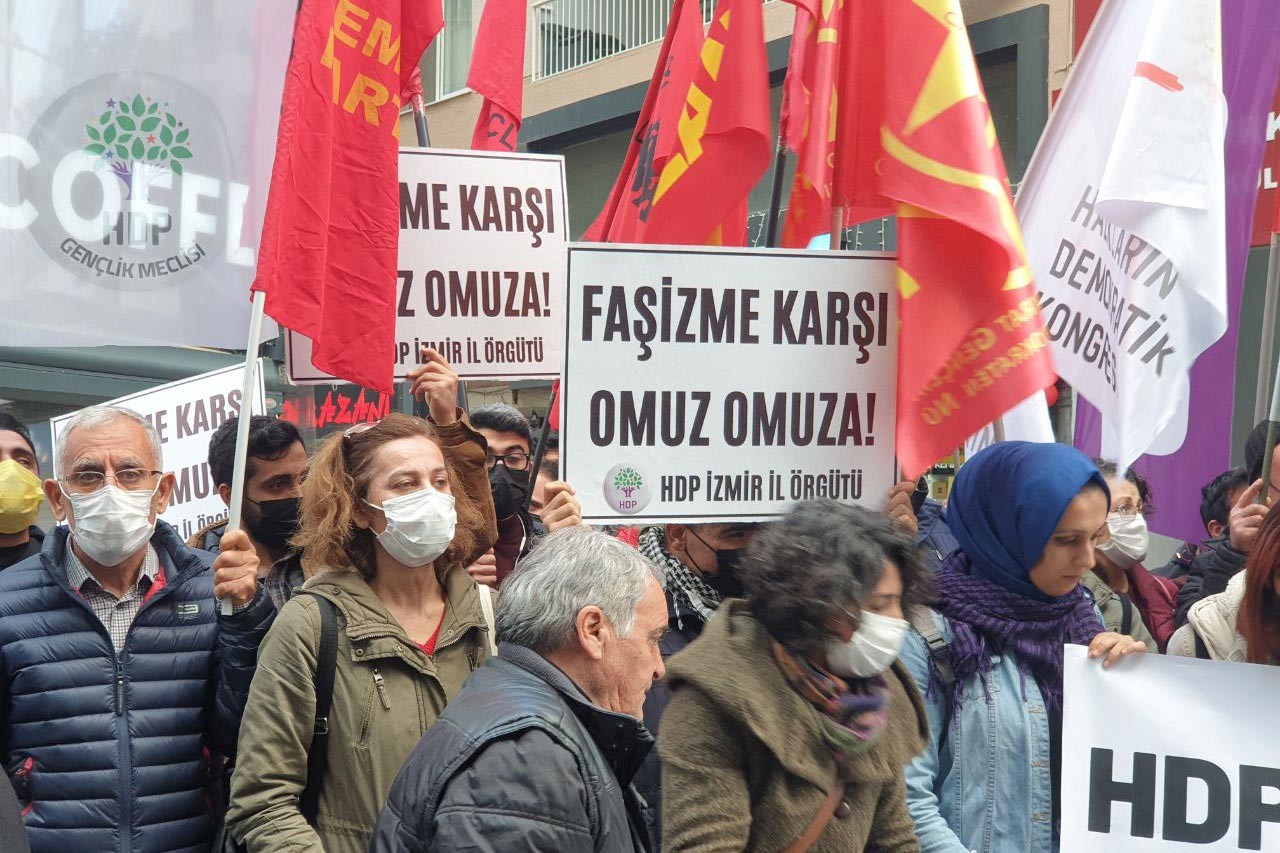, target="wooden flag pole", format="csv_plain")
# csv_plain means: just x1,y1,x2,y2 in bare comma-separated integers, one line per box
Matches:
1256,230,1280,426
220,290,267,615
